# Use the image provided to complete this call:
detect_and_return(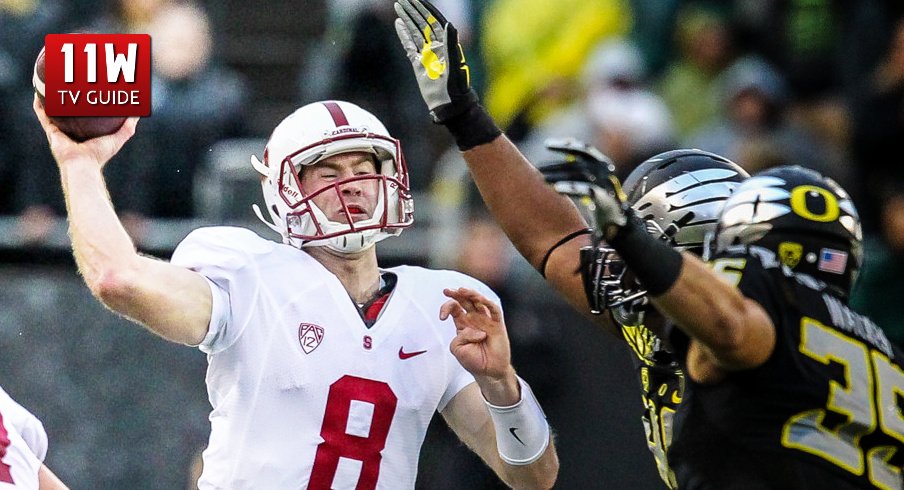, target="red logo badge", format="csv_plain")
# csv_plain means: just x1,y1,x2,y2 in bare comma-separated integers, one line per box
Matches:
298,323,325,354
43,33,151,117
